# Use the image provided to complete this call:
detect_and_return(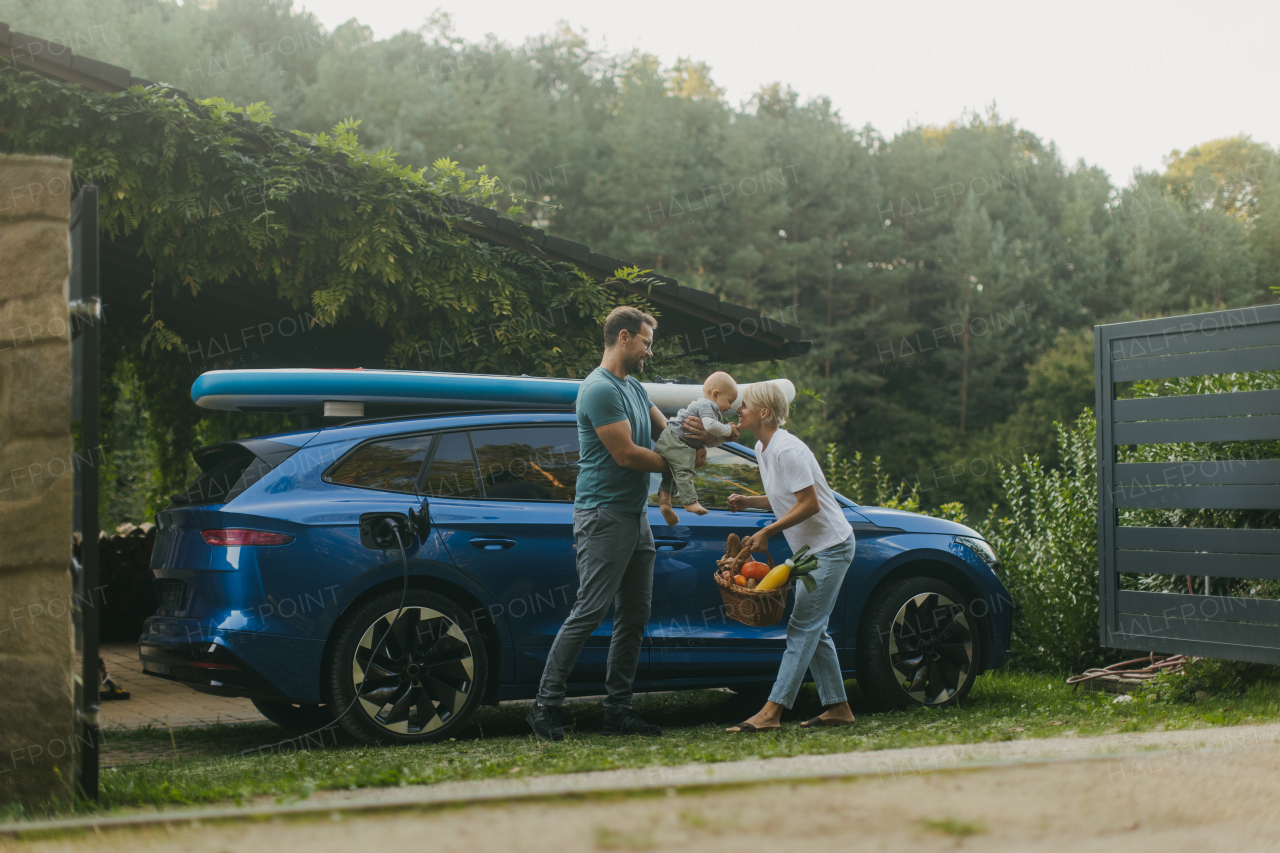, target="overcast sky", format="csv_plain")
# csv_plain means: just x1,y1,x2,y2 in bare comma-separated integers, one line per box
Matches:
295,0,1278,183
